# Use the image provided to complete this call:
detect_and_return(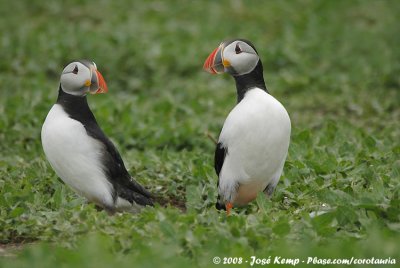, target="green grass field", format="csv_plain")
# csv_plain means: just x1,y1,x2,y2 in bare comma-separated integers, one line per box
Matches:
1,0,399,267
